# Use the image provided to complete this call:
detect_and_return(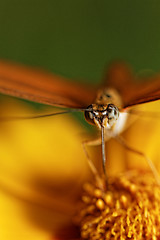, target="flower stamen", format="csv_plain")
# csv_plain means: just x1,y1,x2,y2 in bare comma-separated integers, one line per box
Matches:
75,170,160,240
